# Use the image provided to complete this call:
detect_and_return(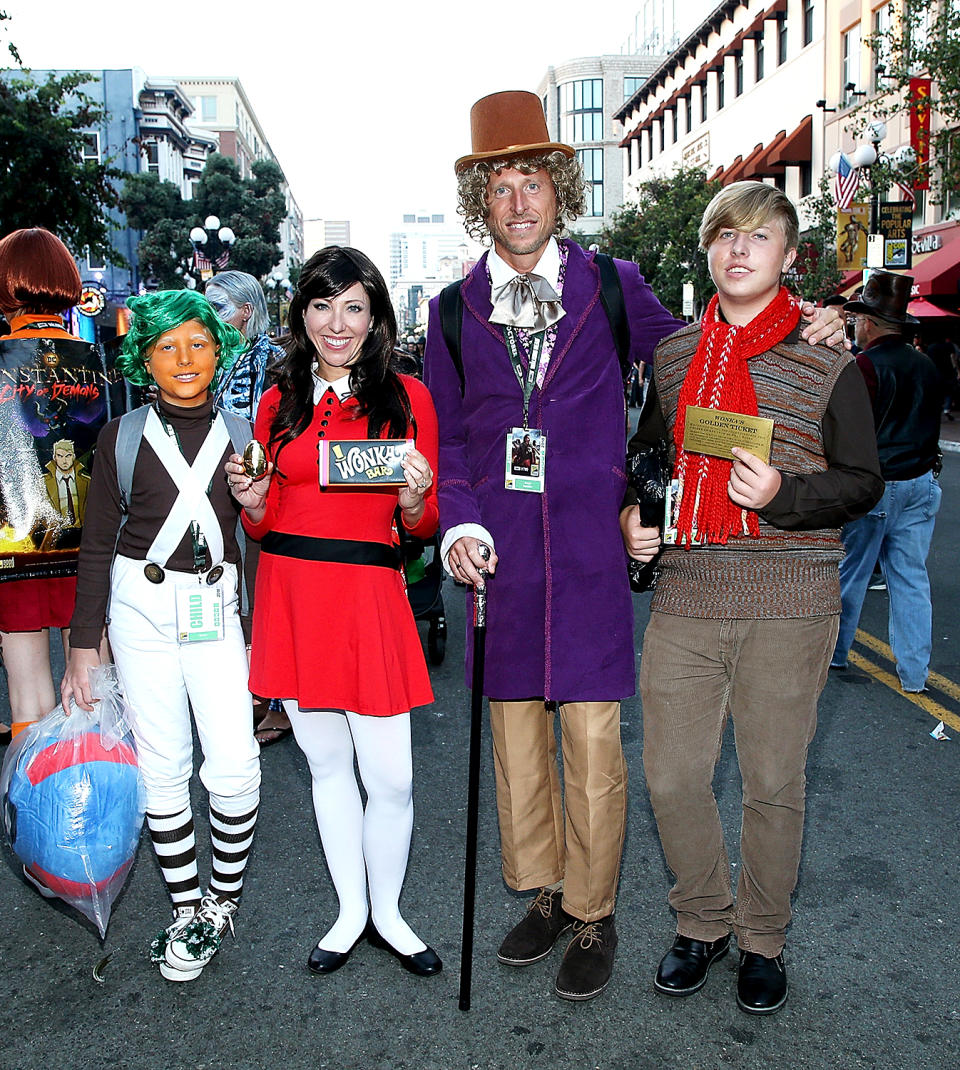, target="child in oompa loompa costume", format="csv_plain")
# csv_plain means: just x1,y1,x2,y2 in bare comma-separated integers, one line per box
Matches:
61,290,261,981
